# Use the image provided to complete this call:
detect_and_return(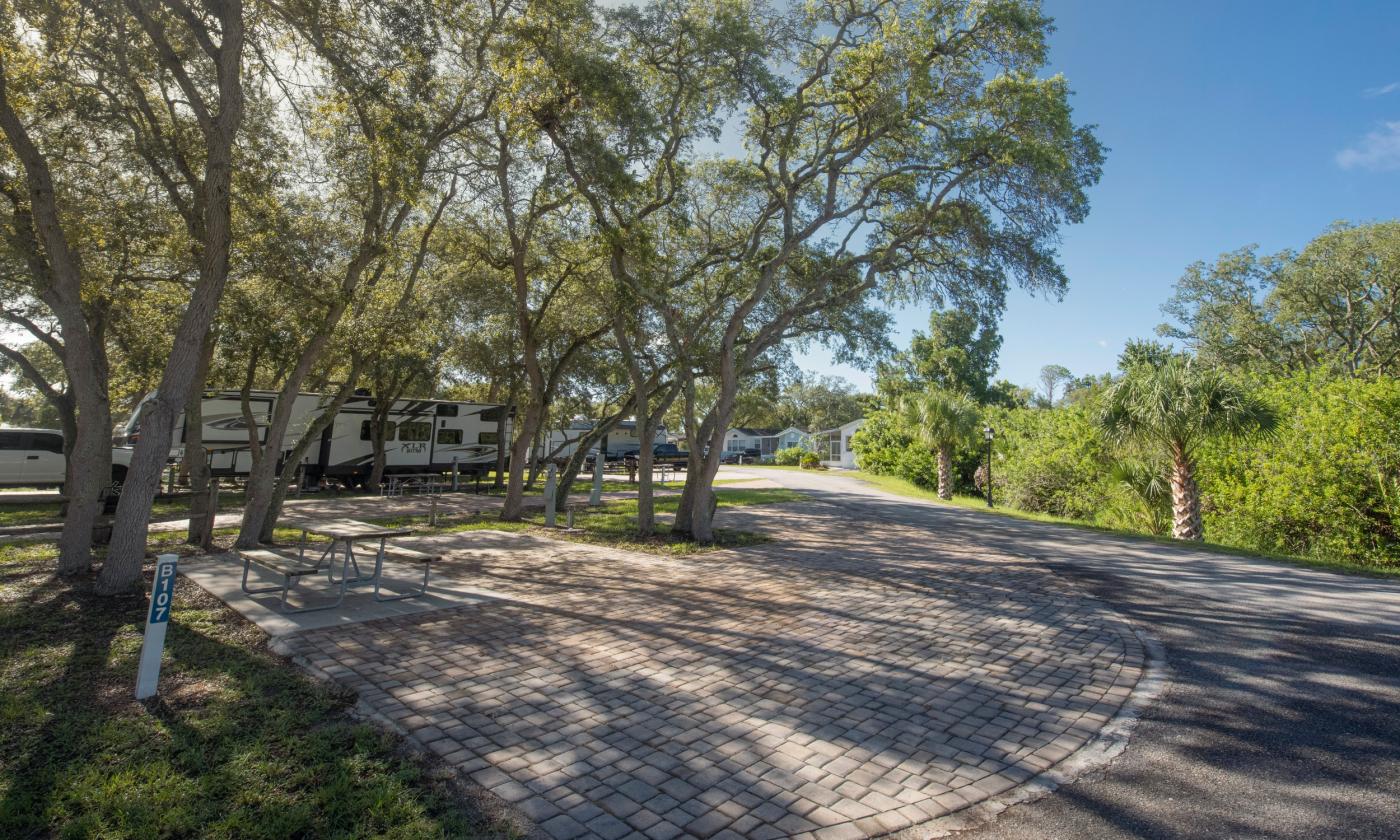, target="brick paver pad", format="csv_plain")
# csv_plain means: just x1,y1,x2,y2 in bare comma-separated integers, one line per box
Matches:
283,501,1145,839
